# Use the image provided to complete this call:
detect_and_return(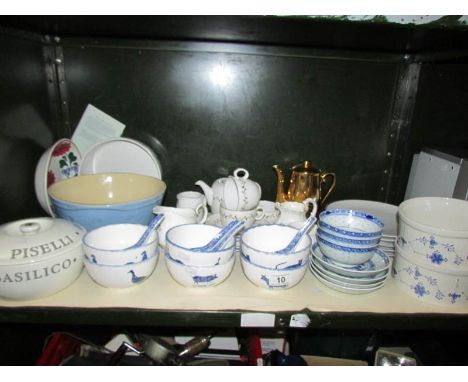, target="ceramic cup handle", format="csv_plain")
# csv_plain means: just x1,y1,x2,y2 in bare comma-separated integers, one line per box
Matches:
254,206,265,221
233,168,249,179
303,198,318,218
195,203,208,224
